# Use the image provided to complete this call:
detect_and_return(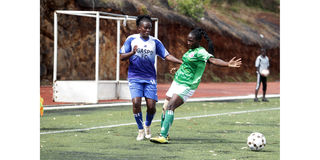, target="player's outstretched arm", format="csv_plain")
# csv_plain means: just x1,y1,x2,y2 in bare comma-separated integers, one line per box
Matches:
165,55,183,64
227,57,242,68
120,45,138,61
208,57,242,68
